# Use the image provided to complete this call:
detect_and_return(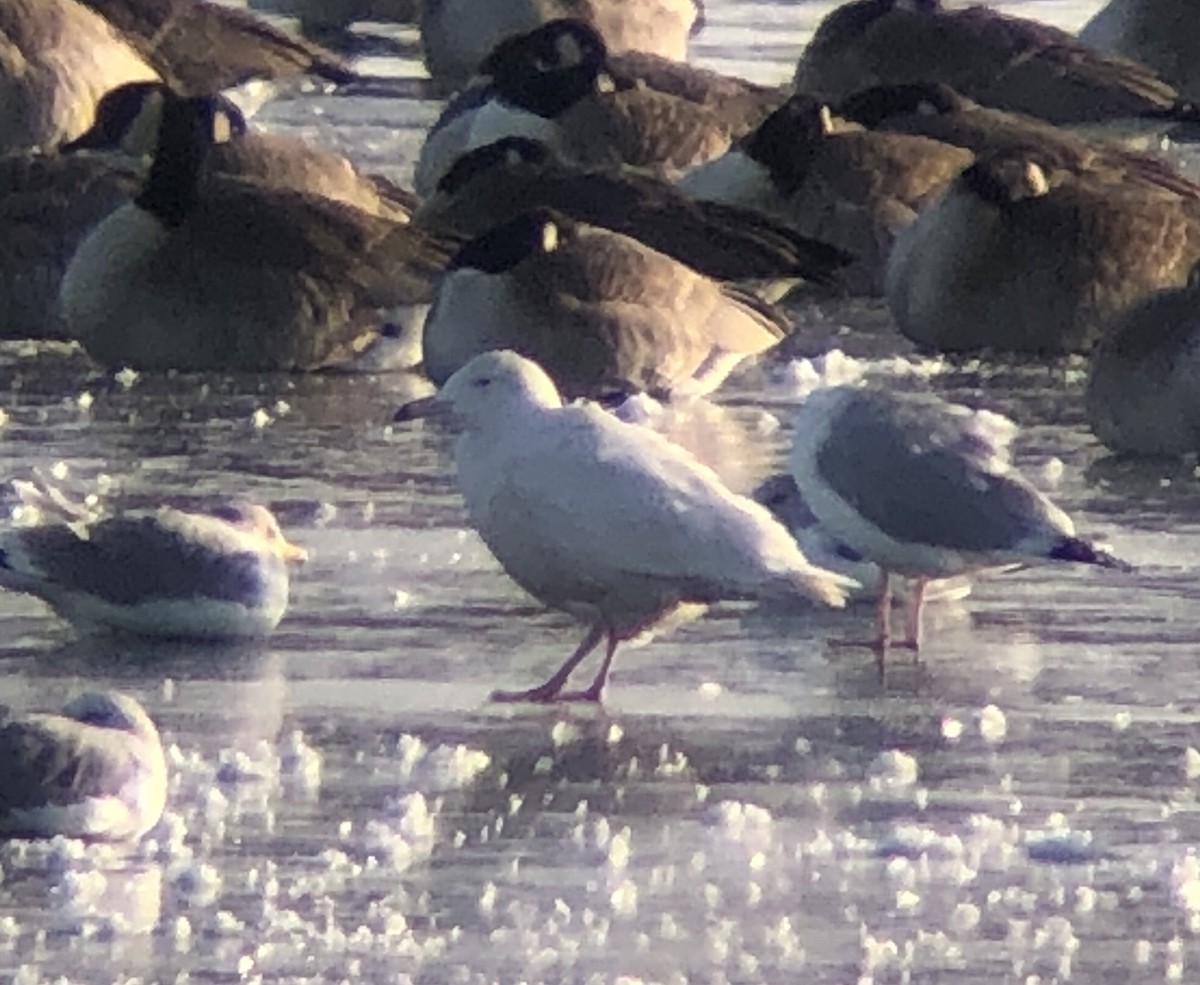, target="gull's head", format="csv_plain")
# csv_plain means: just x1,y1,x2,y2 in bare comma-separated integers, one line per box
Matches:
61,691,159,741
395,350,564,428
210,501,309,564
